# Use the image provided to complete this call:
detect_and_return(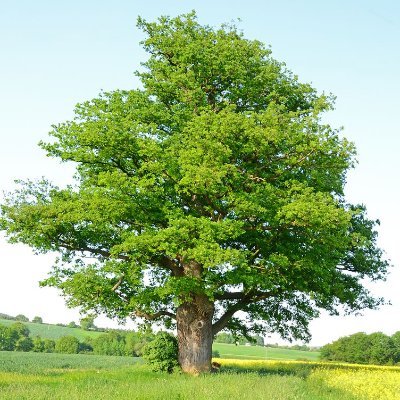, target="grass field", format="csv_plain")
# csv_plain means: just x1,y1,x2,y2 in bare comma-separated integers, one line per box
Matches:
1,351,399,399
0,319,103,340
213,342,320,361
